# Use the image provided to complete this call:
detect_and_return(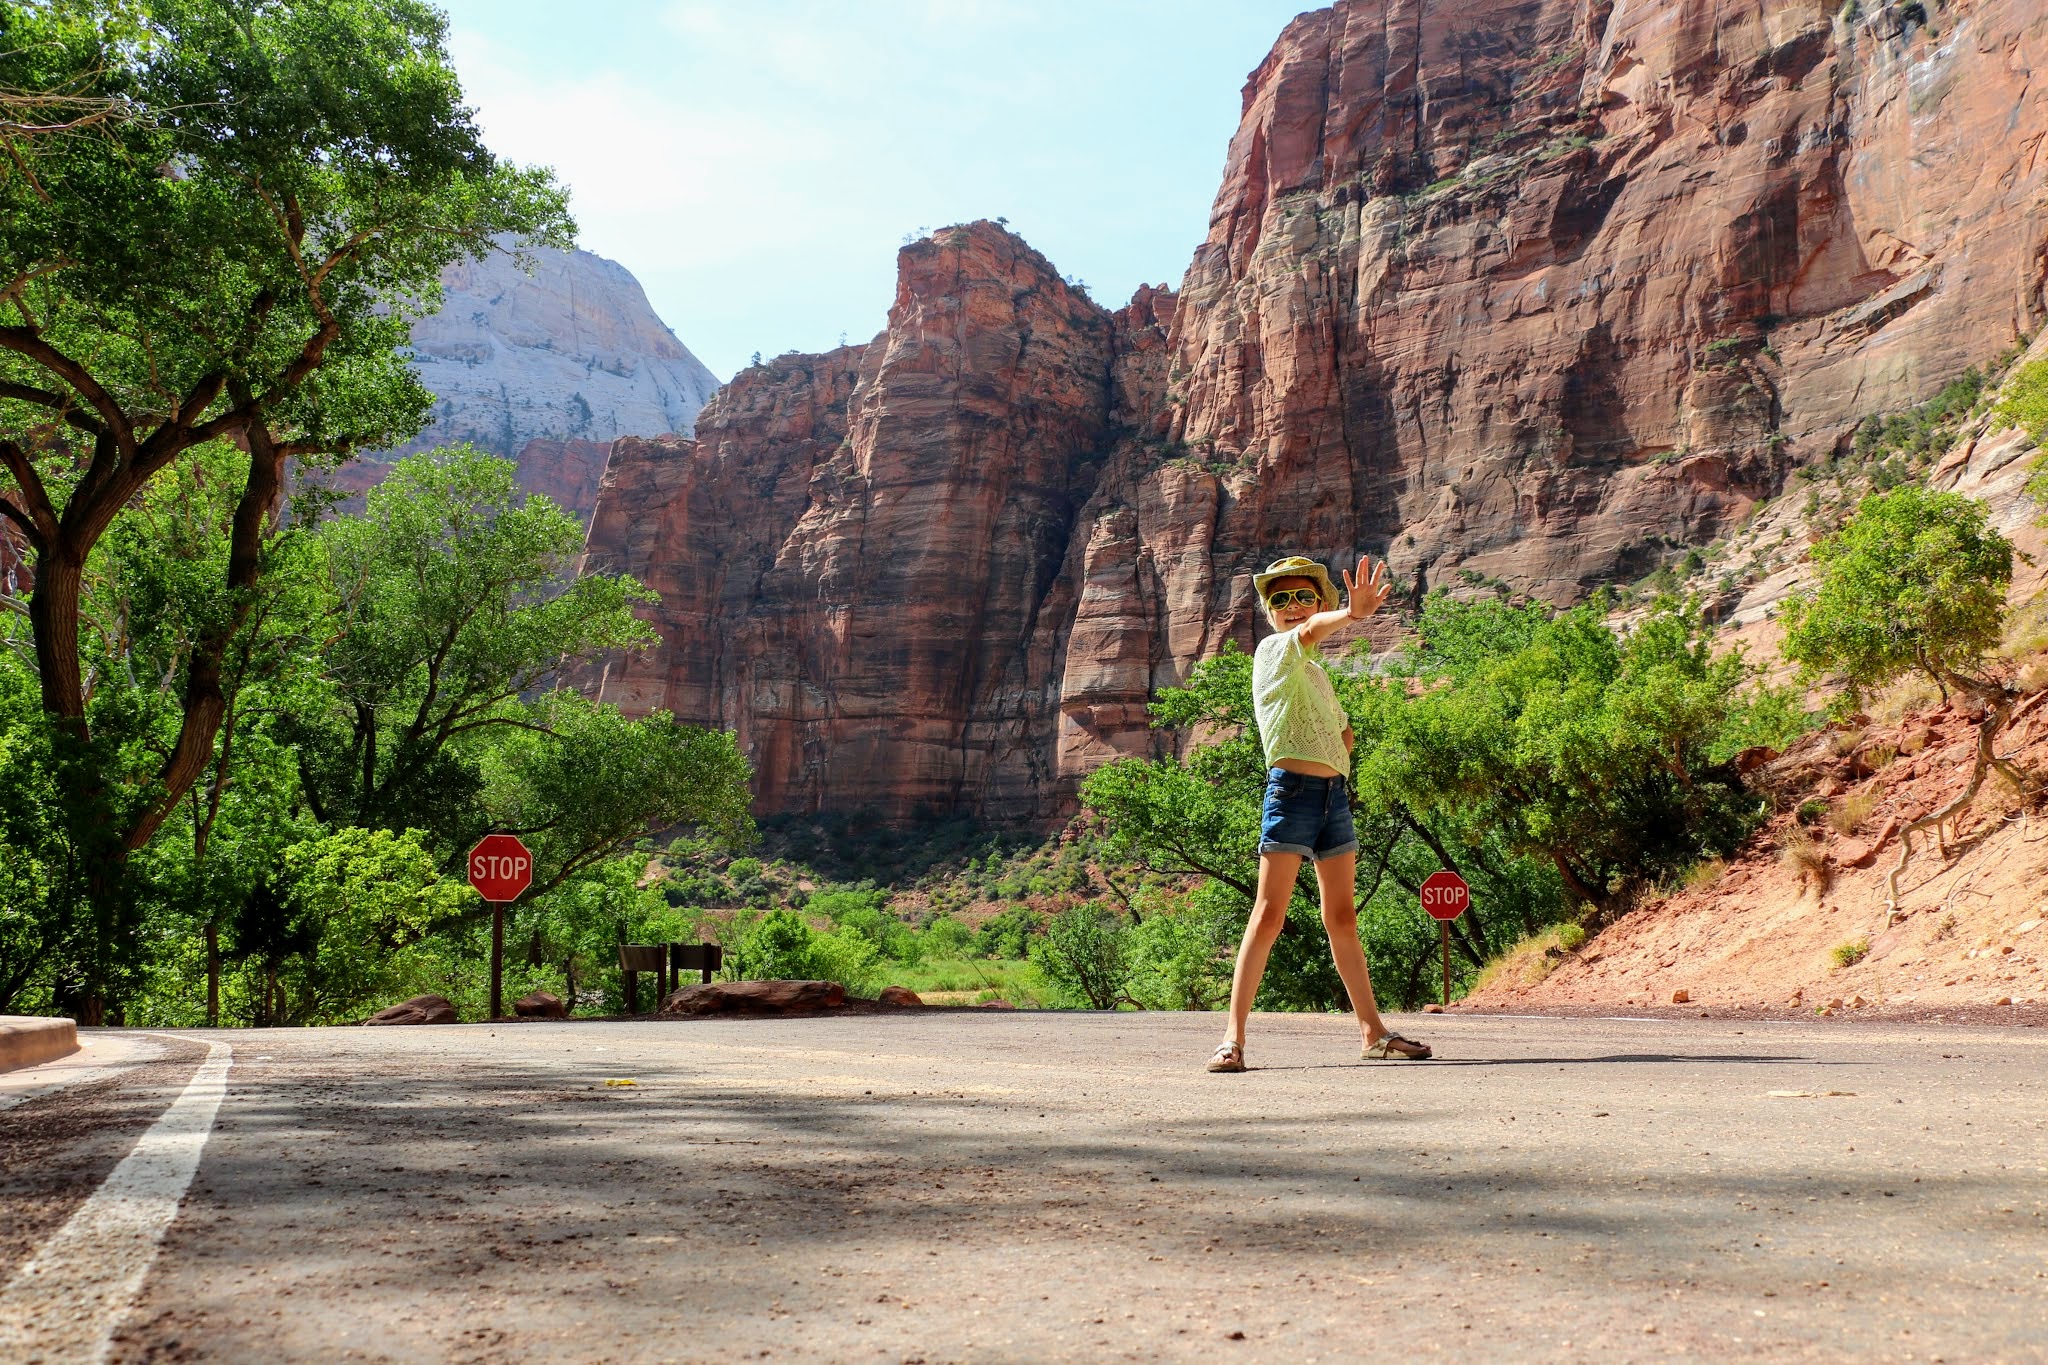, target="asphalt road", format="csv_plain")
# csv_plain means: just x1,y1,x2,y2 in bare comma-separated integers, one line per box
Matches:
2,1011,2045,1363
